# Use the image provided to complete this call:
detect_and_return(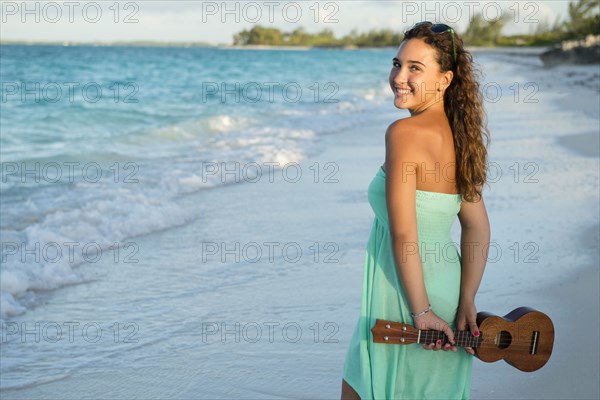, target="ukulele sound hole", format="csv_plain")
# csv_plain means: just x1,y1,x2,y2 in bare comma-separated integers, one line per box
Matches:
497,330,512,349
